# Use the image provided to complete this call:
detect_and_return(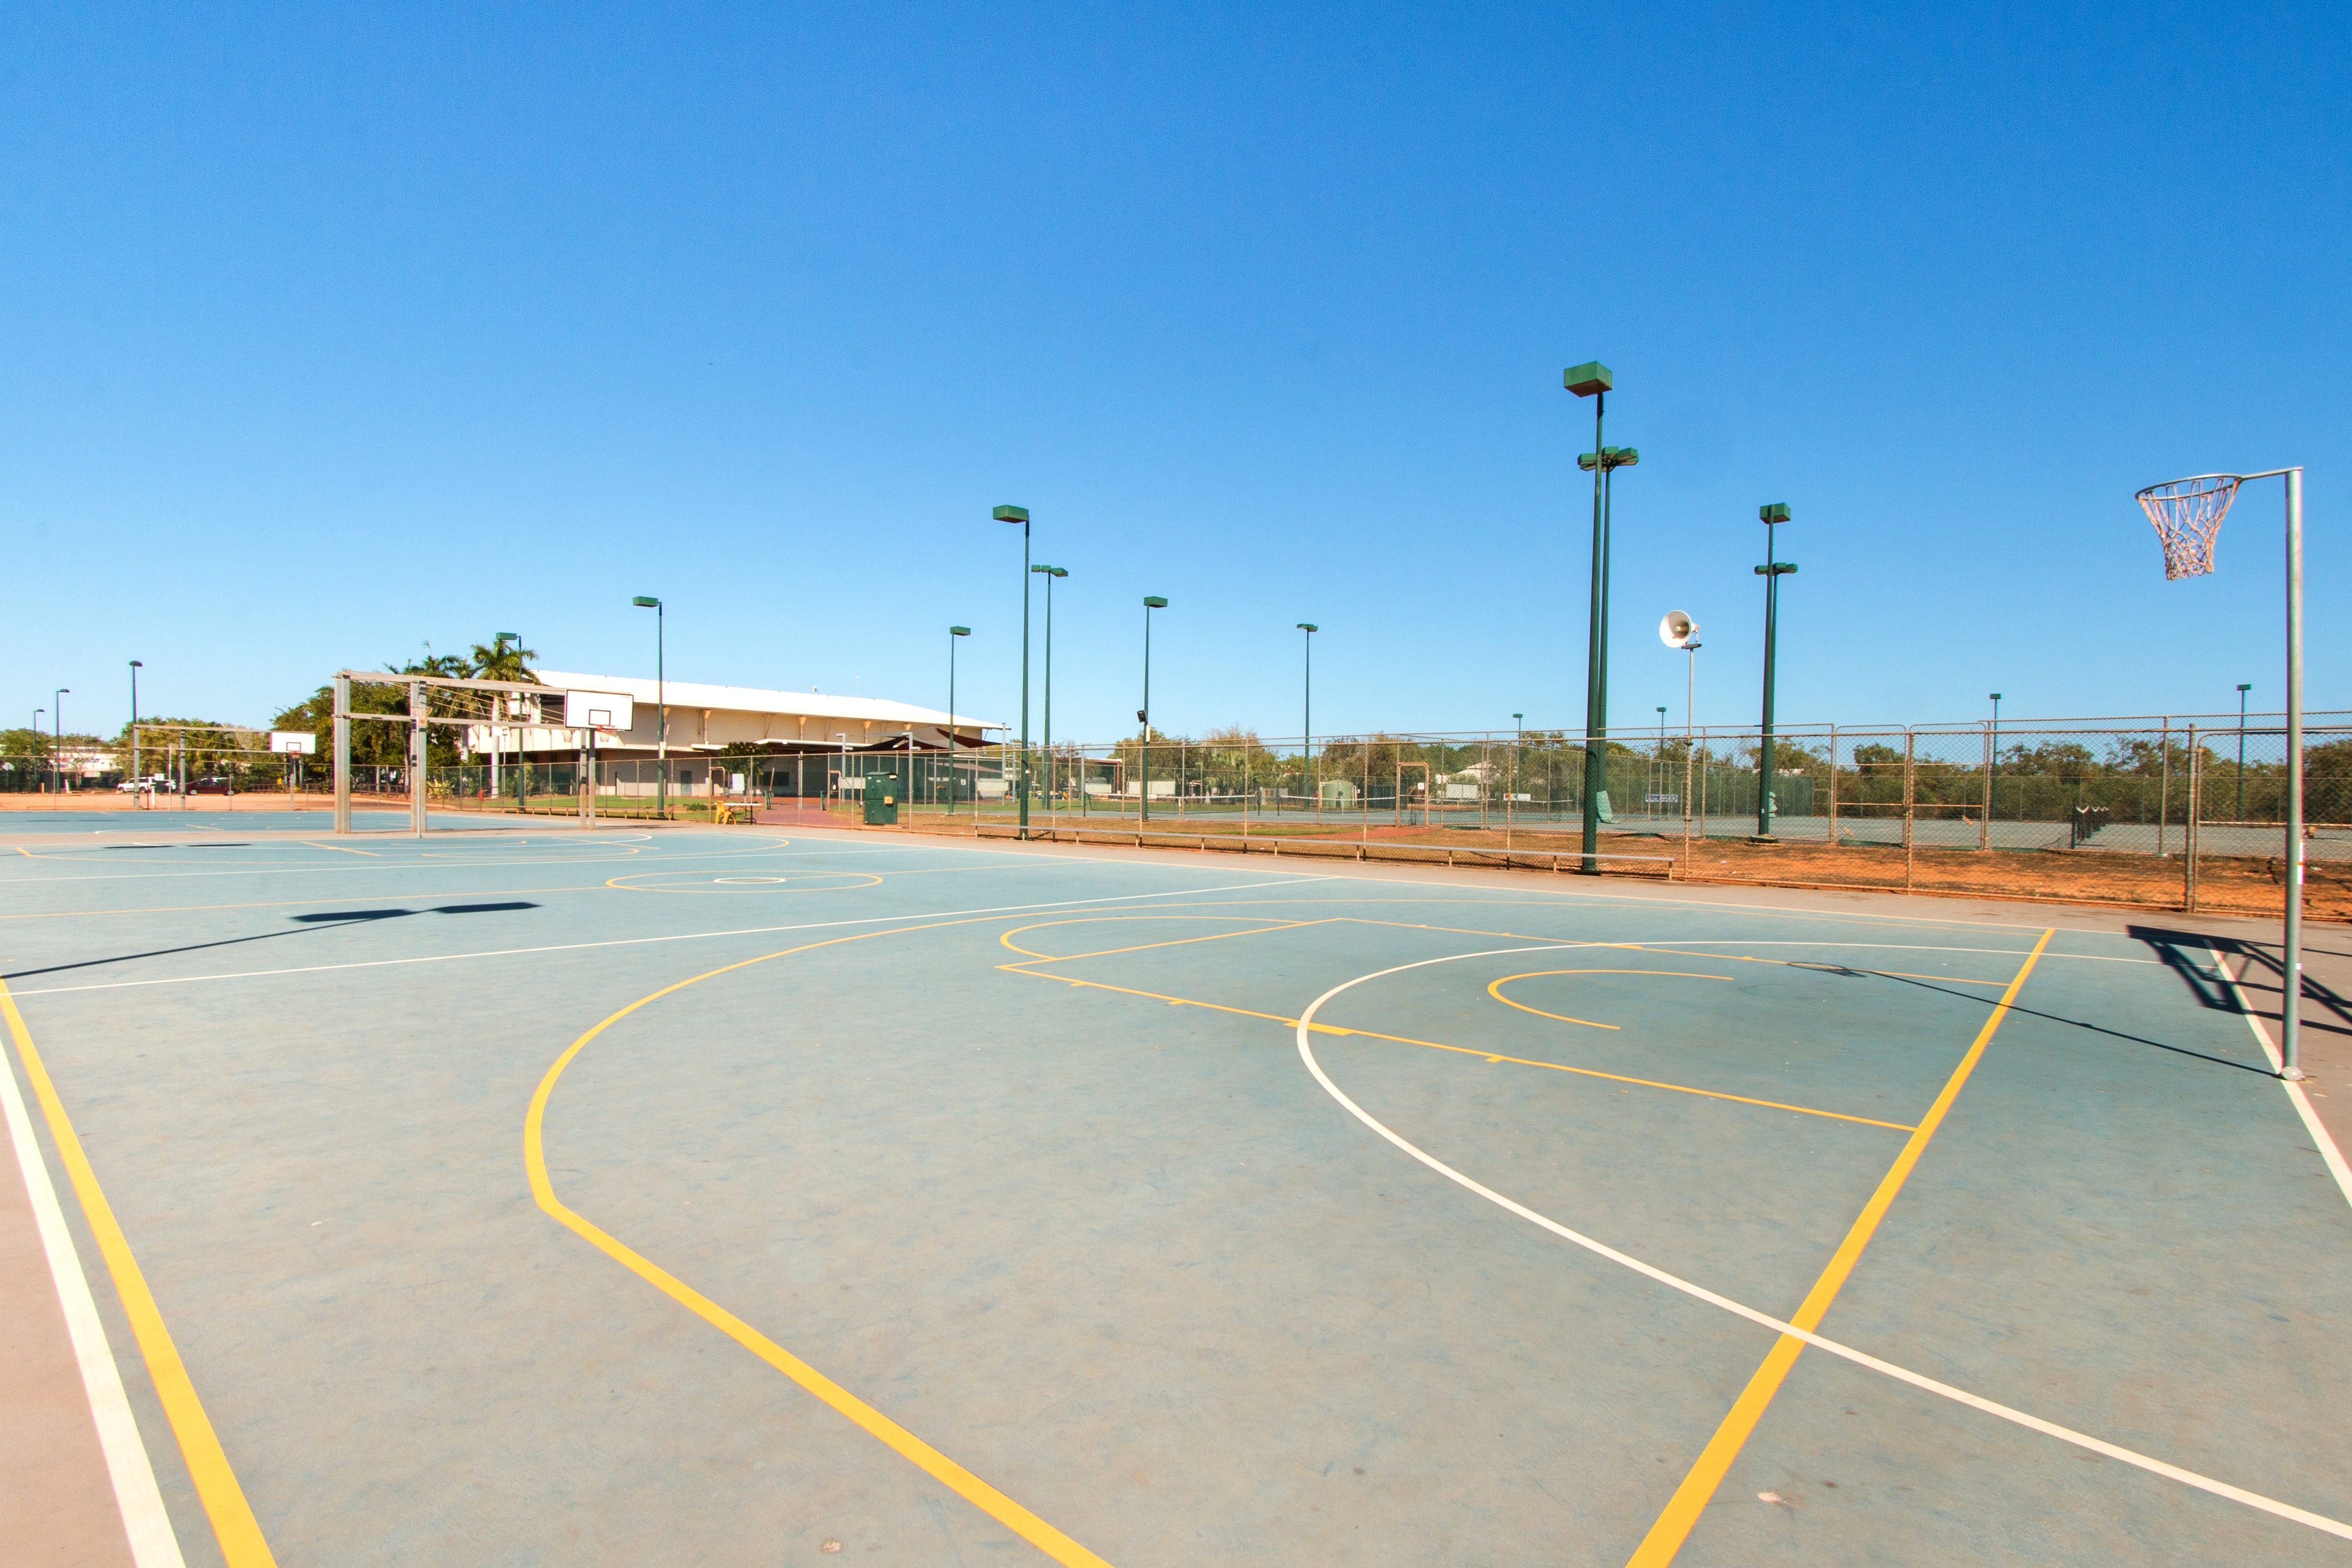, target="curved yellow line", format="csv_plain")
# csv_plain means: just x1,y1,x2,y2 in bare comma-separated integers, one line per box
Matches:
1486,969,1735,1031
1,978,277,1565
523,920,1115,1568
